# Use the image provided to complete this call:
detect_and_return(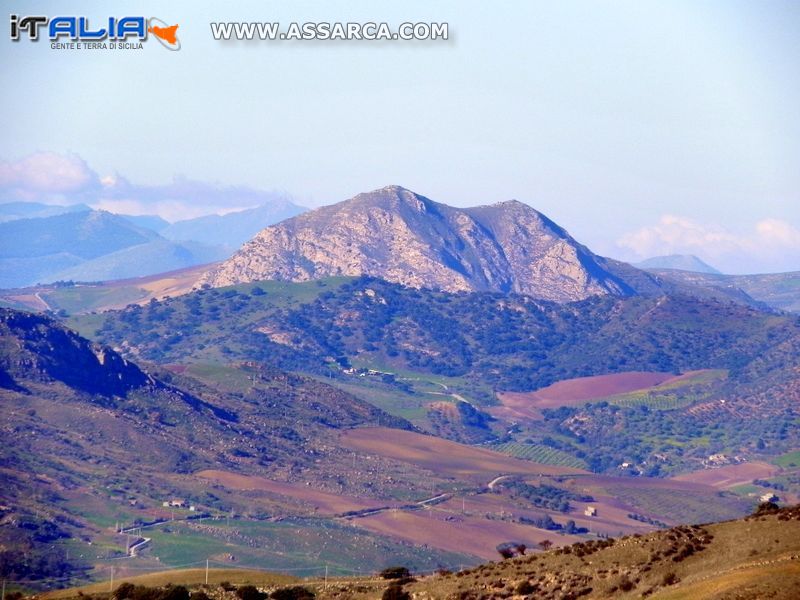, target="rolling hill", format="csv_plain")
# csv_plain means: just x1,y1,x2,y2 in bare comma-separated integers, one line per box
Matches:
68,277,800,476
